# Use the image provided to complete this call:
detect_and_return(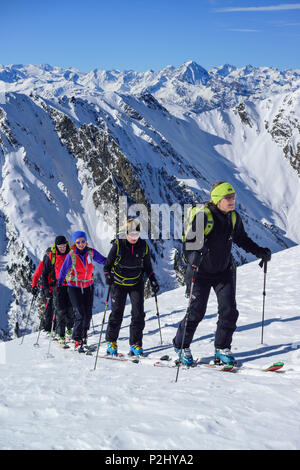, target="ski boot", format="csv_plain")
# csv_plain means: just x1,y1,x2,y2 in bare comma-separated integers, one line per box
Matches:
65,329,73,341
129,344,144,356
175,347,194,366
74,340,83,351
58,336,70,349
107,341,118,356
82,332,88,345
214,348,237,366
